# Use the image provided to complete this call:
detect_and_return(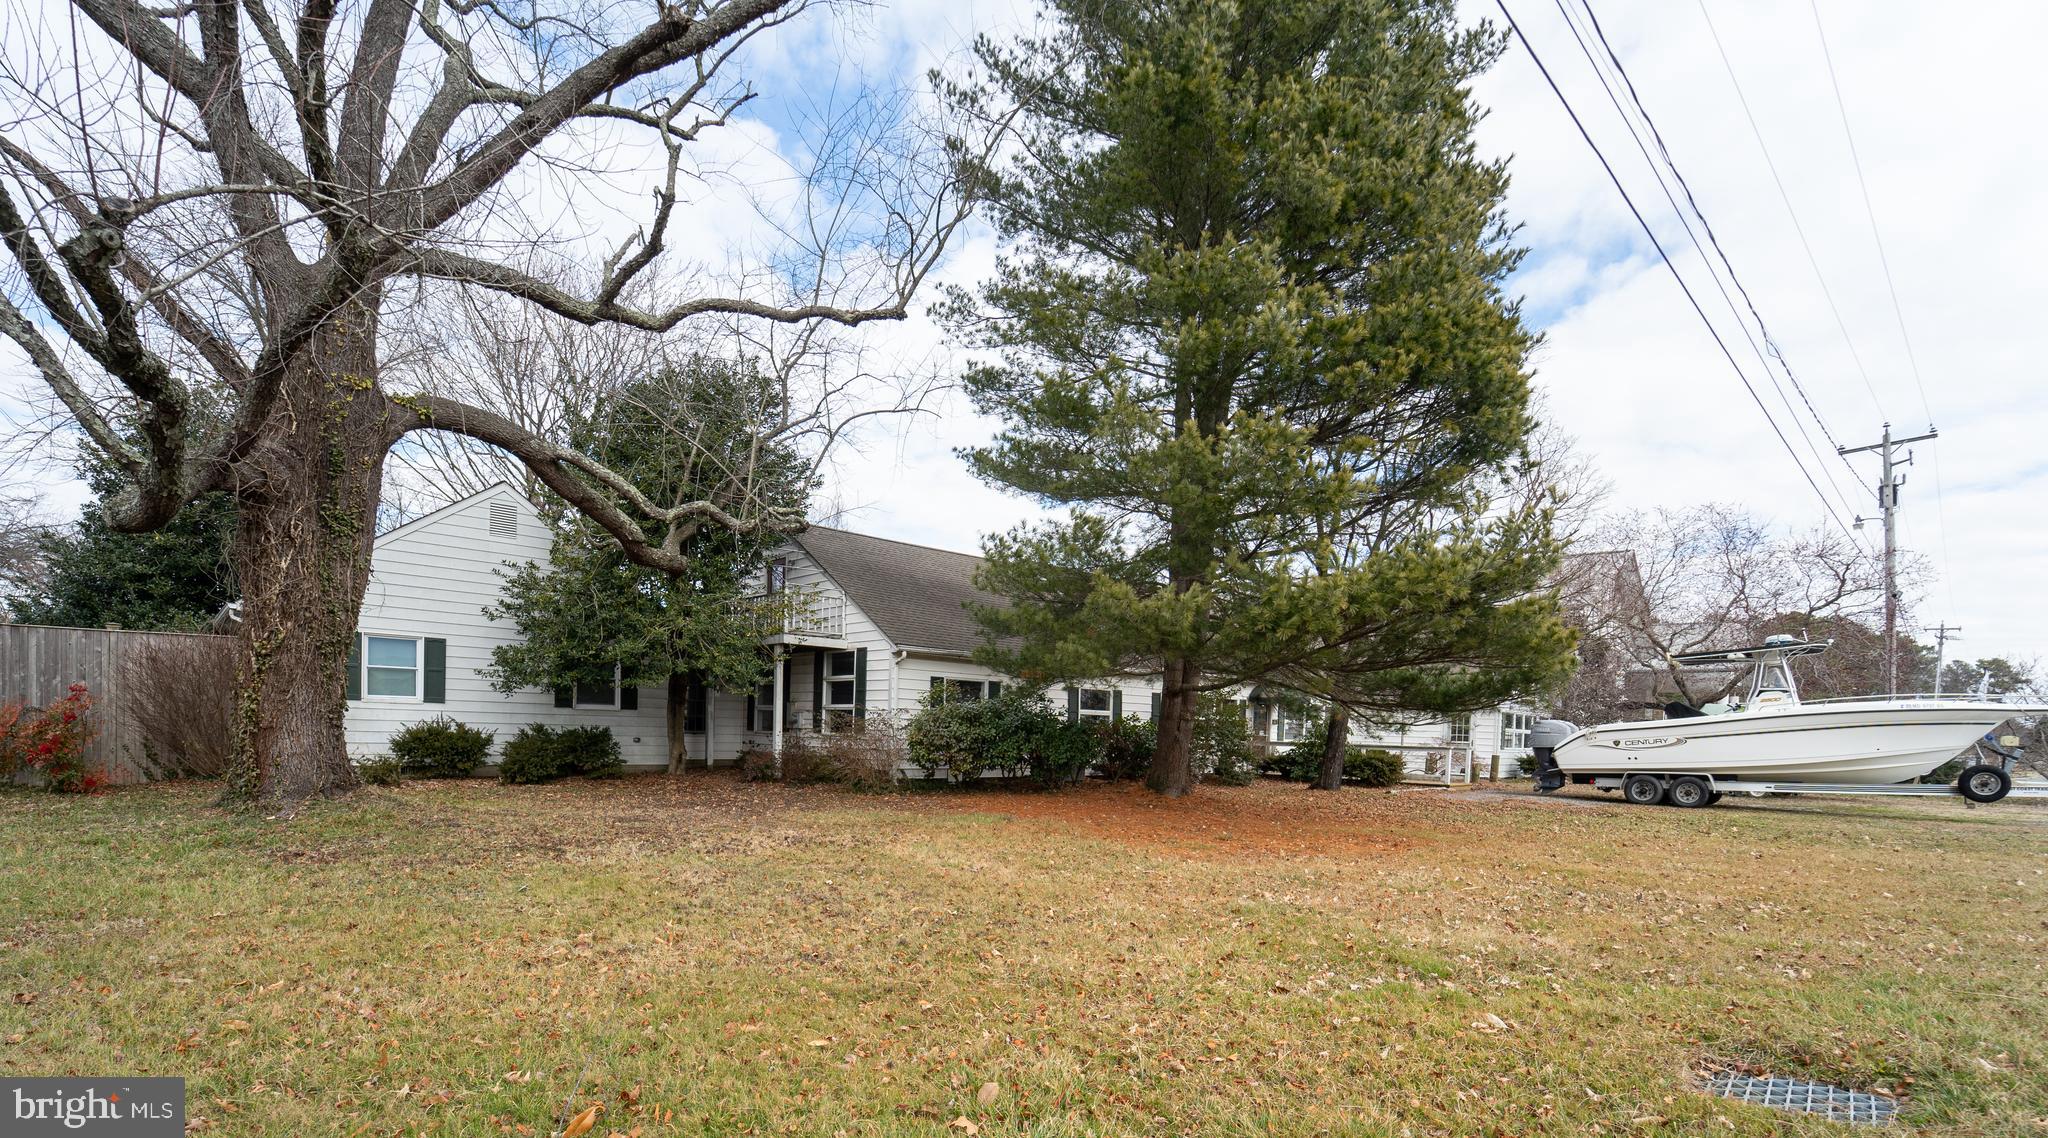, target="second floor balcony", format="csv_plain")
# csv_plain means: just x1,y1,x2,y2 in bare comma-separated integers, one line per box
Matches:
758,585,848,647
